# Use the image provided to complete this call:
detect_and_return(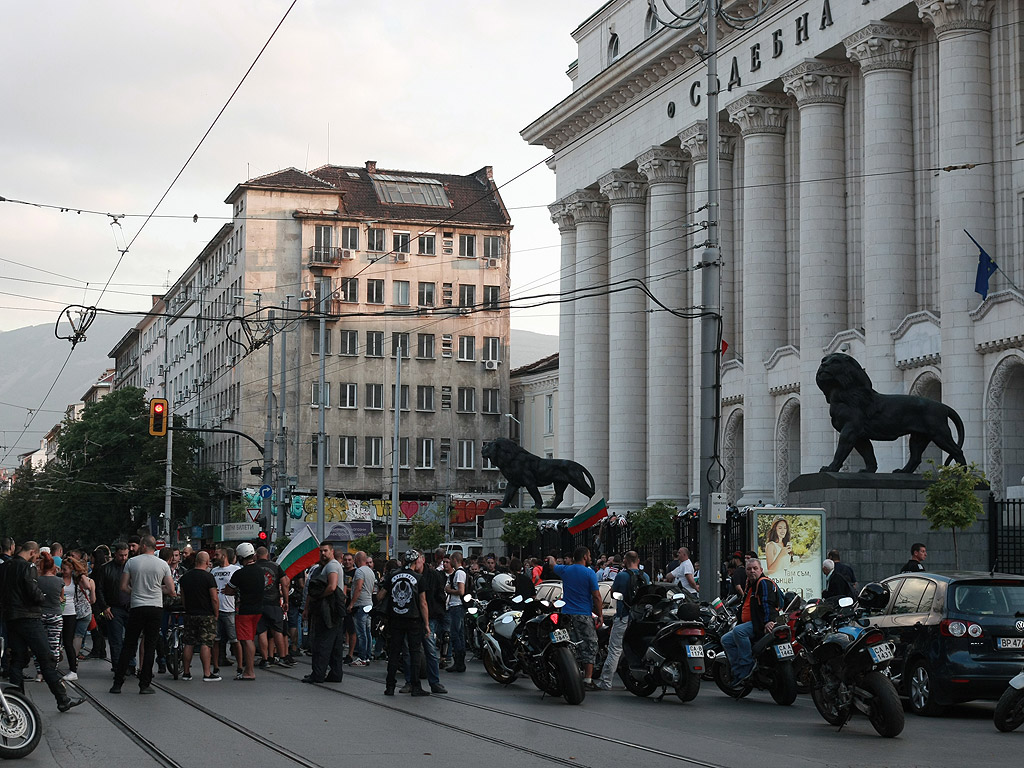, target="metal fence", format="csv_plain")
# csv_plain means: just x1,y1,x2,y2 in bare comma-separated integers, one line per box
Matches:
990,495,1024,575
